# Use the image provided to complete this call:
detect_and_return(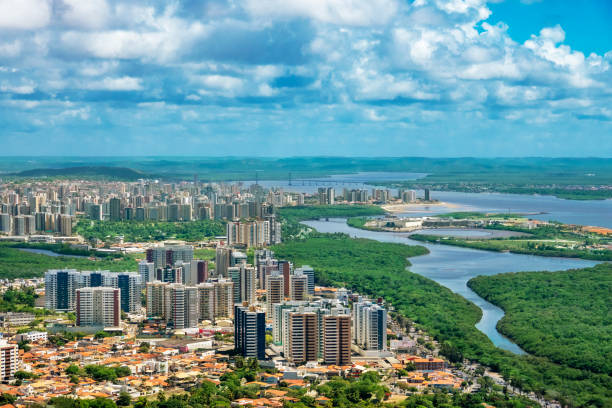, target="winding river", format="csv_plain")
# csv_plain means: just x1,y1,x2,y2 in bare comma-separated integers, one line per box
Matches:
303,218,598,354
